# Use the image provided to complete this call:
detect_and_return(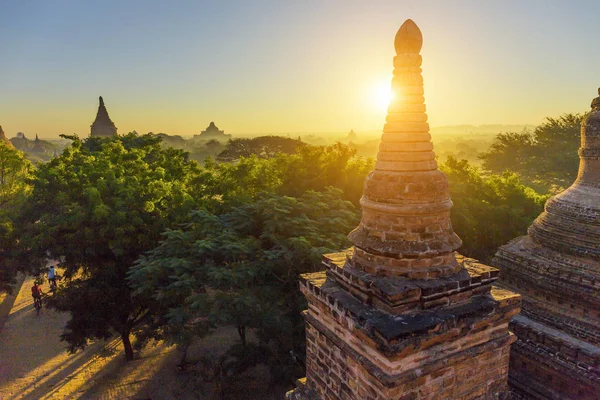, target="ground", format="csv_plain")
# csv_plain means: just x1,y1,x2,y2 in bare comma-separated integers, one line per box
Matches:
0,274,289,399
